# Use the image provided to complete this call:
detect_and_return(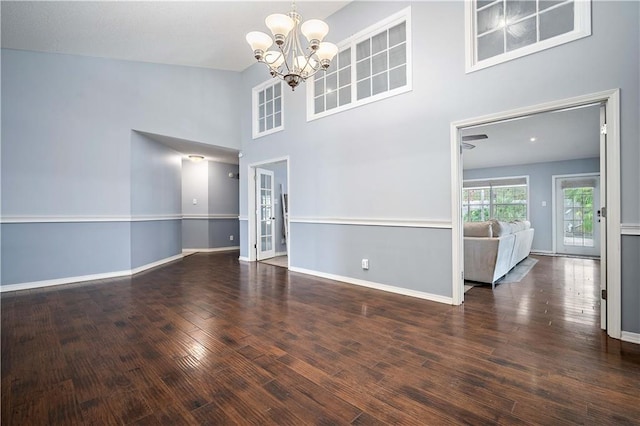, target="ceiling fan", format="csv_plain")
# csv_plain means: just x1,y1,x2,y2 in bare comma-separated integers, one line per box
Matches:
461,134,487,150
